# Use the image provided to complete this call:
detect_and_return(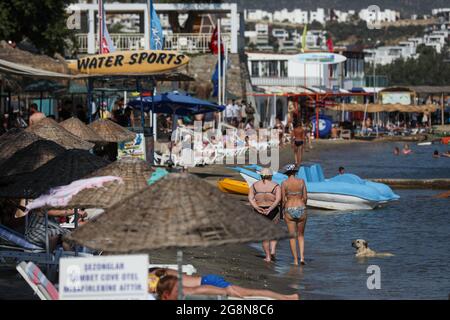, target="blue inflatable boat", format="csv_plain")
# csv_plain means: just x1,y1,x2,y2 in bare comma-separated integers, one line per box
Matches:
231,164,400,210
